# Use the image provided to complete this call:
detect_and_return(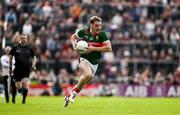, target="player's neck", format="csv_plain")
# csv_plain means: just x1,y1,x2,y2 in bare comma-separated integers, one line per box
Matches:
90,27,100,36
20,43,27,47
